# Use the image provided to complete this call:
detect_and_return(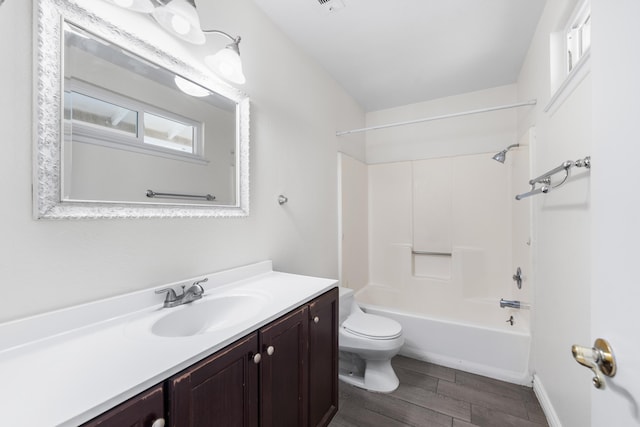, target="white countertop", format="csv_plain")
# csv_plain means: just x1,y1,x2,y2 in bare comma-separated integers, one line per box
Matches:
0,261,337,426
